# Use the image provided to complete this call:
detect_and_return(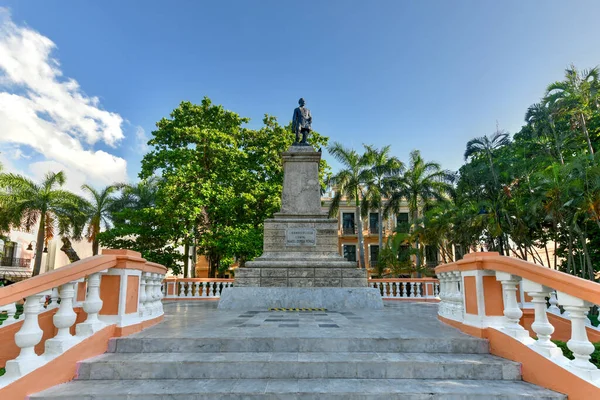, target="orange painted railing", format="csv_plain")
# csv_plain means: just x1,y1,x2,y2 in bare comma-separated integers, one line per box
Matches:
435,252,600,400
0,249,167,399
